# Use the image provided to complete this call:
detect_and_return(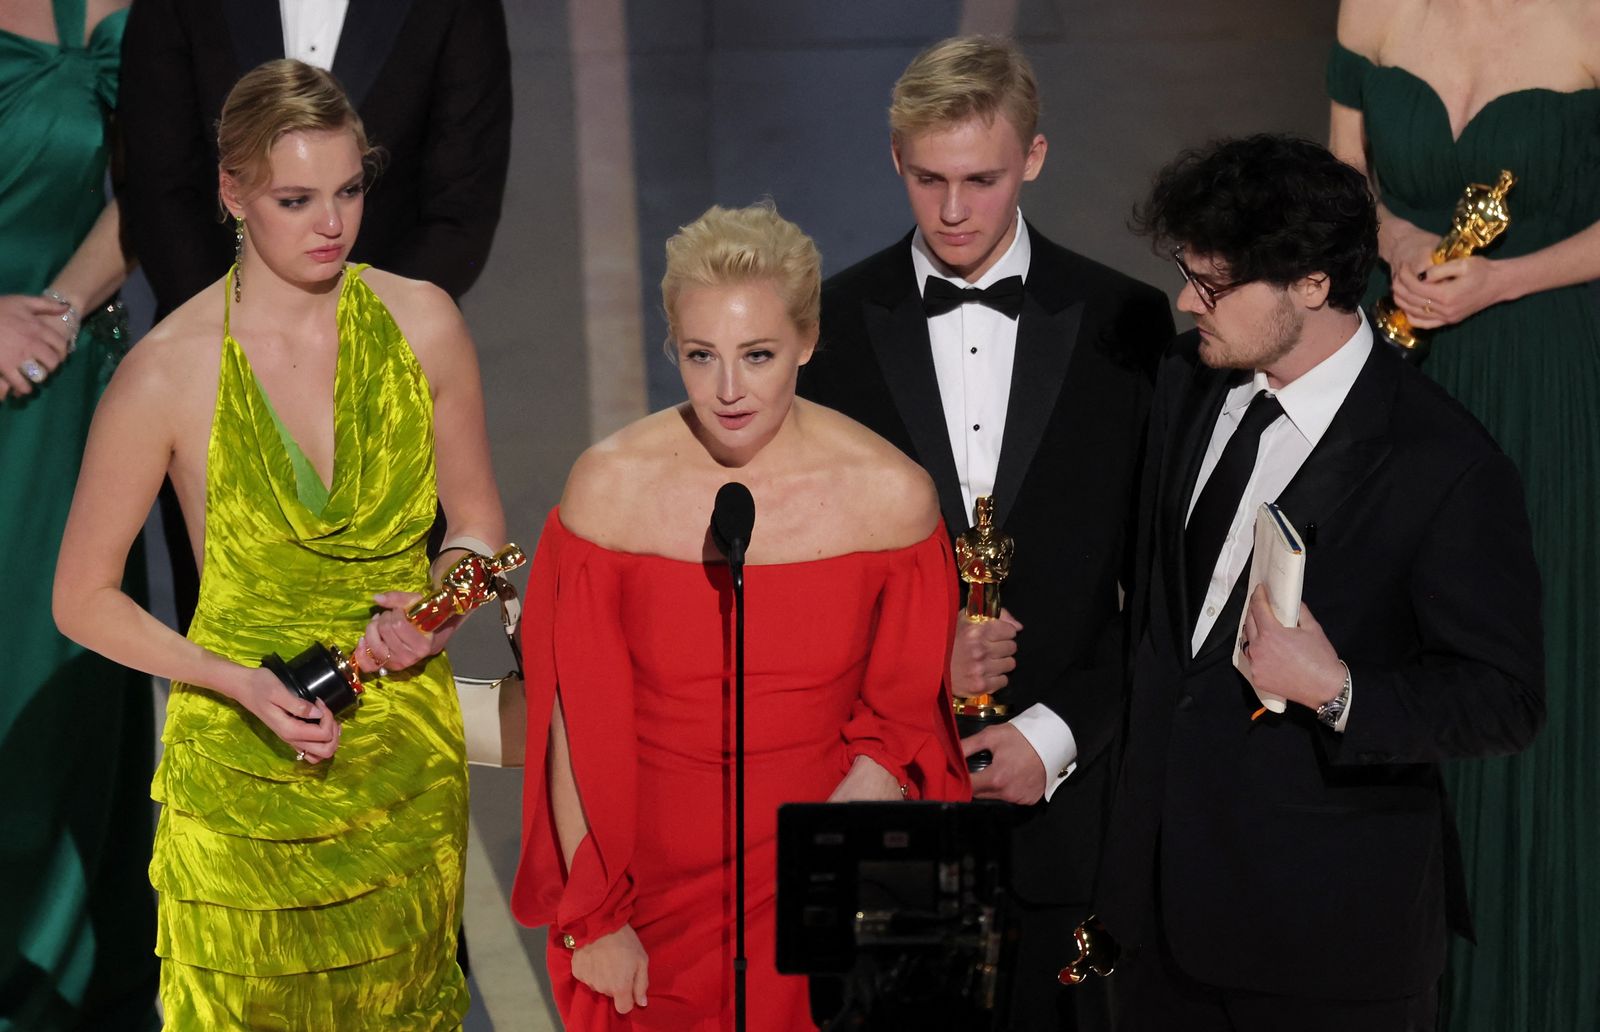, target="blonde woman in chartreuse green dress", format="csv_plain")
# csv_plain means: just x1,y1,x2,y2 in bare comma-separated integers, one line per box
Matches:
53,60,504,1029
